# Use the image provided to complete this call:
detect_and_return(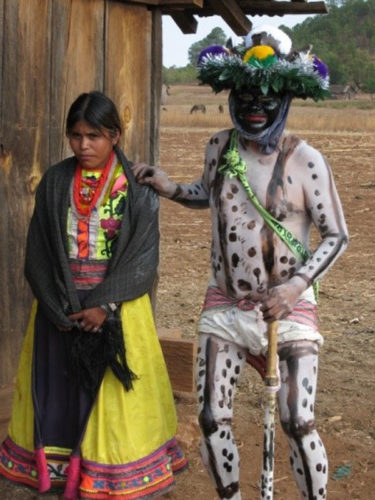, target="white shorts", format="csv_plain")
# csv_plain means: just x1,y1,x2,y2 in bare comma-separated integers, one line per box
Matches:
198,286,323,356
